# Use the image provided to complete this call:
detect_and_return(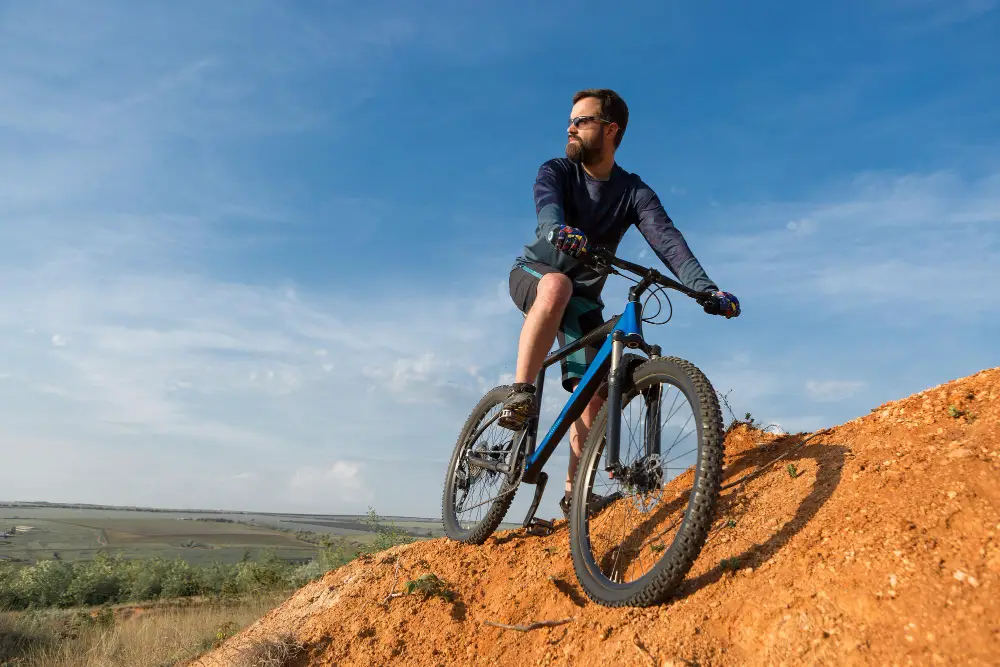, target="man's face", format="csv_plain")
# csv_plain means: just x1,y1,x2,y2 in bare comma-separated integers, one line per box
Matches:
566,97,614,164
